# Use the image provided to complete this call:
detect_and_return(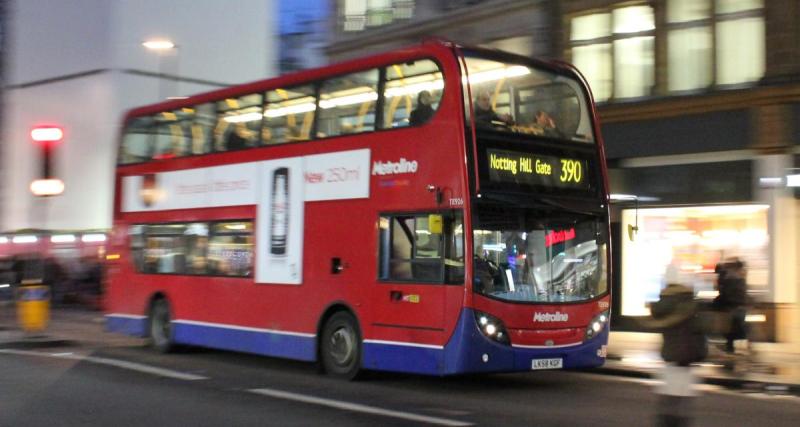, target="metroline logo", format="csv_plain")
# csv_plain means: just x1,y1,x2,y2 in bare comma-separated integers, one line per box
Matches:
371,158,418,176
533,312,569,322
